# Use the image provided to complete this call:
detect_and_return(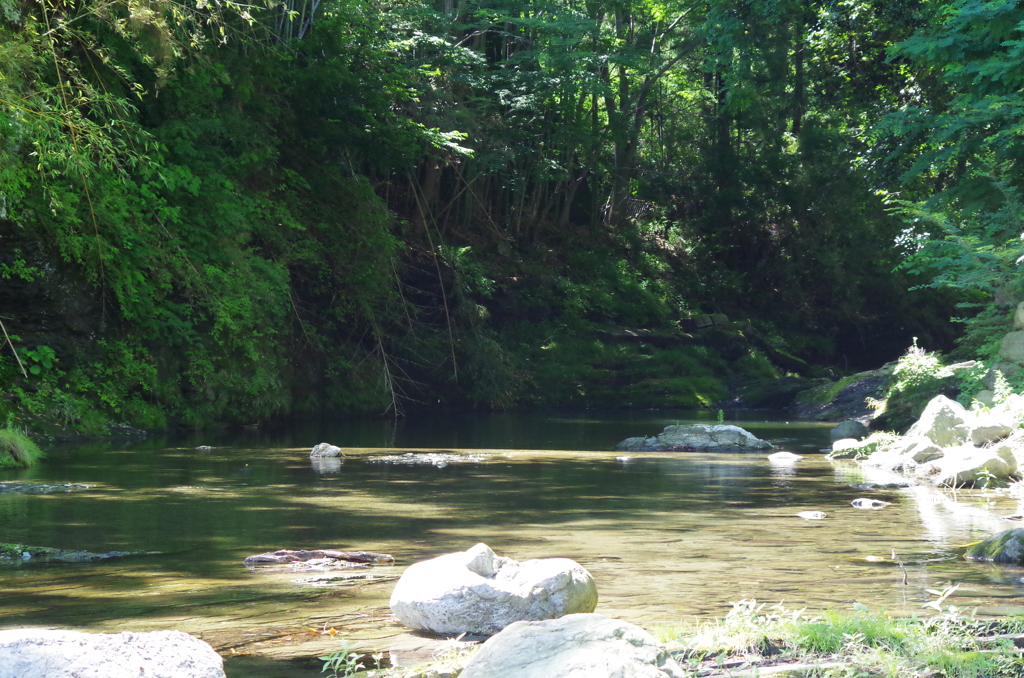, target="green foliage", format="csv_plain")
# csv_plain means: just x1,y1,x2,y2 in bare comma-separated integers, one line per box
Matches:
871,340,956,430
876,1,1024,359
318,640,364,678
0,427,43,468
